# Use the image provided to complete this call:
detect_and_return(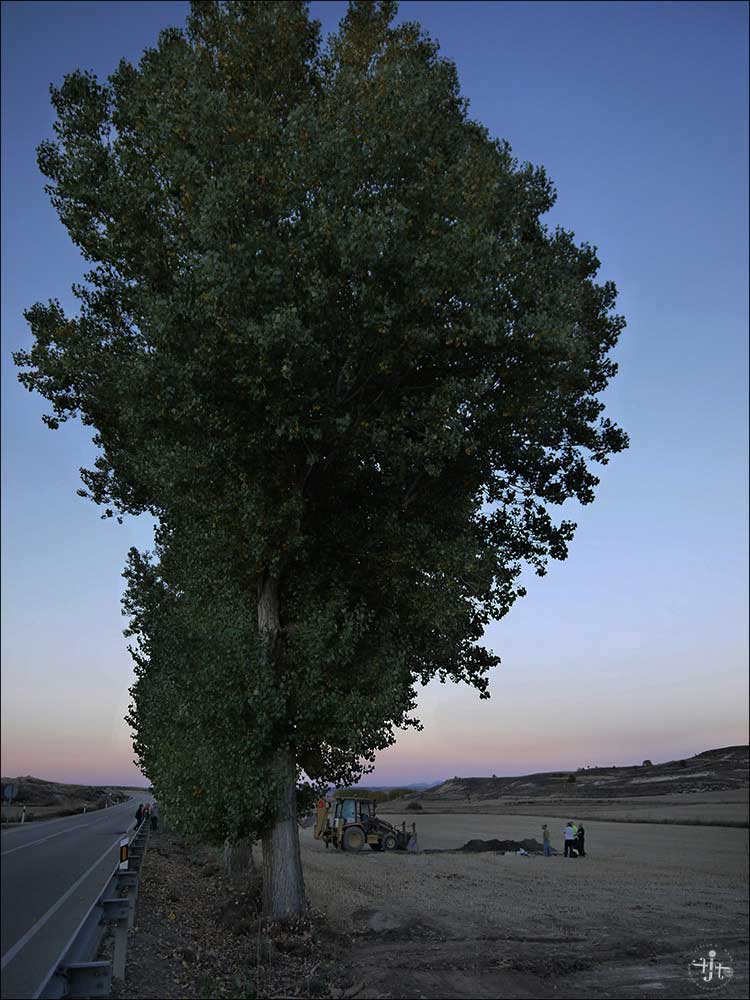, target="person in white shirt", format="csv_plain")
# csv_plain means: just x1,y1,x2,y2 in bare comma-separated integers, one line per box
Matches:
563,821,576,858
